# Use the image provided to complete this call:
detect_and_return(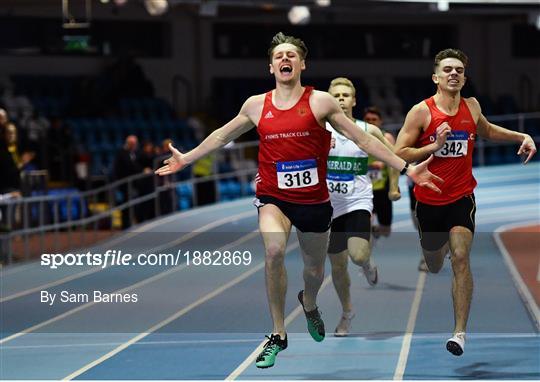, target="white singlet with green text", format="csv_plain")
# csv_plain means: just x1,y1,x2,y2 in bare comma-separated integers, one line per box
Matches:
326,120,373,219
